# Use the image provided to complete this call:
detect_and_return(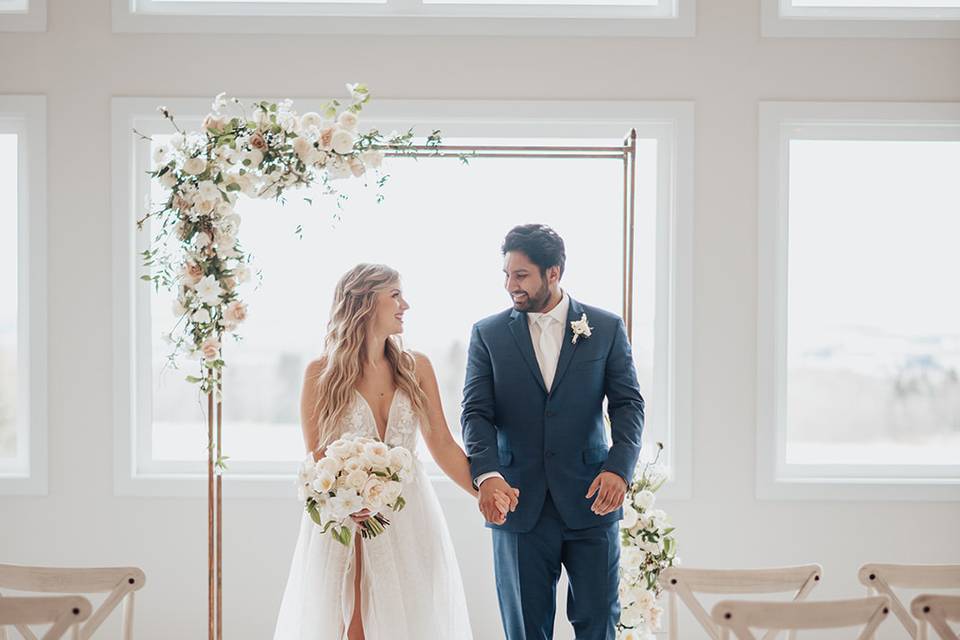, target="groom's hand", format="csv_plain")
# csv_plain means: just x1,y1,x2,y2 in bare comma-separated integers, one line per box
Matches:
479,477,518,525
586,471,627,516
